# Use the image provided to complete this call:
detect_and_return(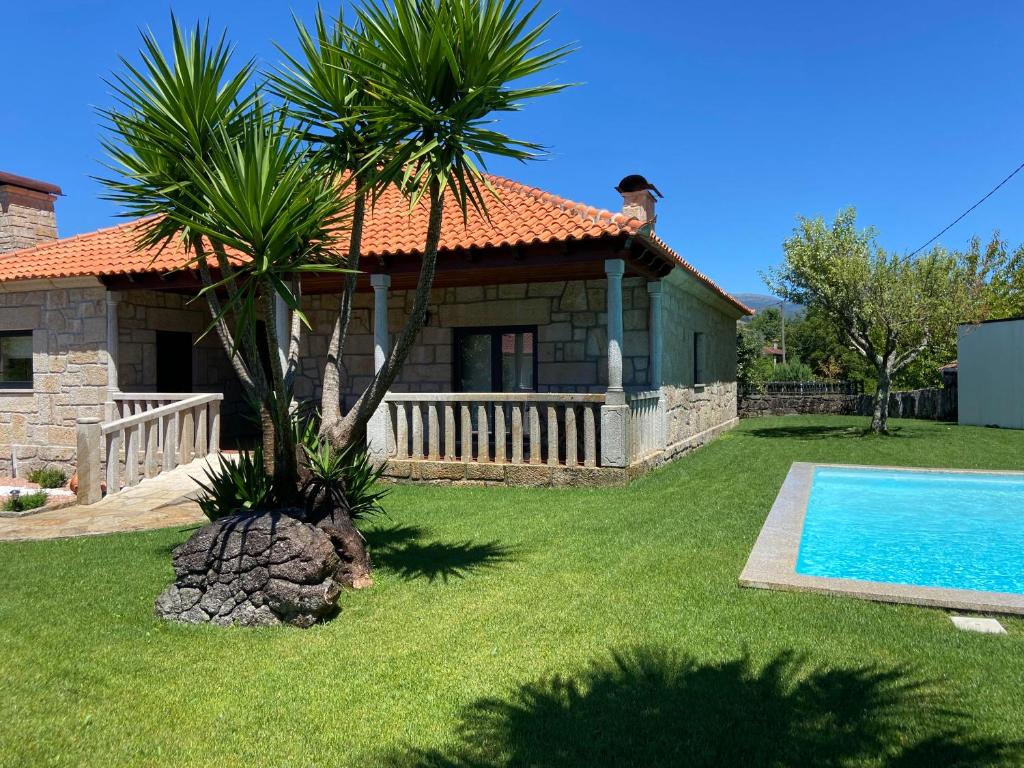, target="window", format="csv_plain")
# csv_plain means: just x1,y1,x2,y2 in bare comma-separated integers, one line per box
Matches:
454,326,537,392
693,331,705,386
0,331,33,389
